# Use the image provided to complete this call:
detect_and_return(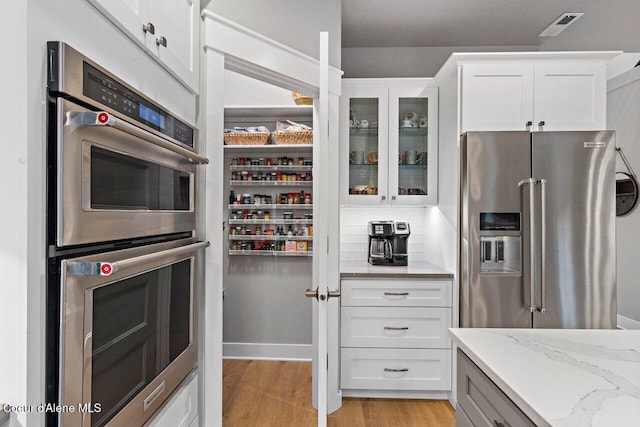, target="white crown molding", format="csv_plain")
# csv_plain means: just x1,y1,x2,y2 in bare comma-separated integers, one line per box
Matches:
202,11,342,96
